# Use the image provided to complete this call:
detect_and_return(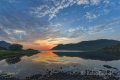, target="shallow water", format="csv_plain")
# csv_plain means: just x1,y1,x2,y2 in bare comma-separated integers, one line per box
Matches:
0,50,120,78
